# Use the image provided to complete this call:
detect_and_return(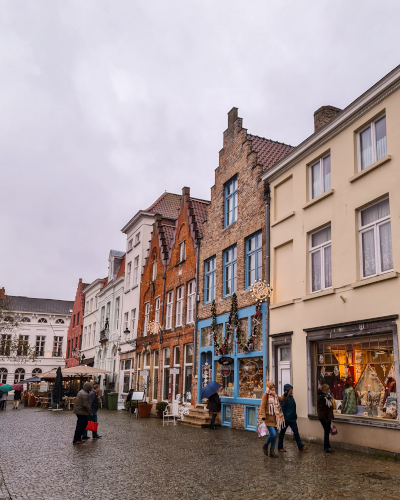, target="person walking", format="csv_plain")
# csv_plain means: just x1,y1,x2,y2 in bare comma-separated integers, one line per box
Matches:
126,389,134,414
73,382,93,445
207,390,221,430
13,389,22,410
277,384,307,453
317,384,335,453
0,391,8,411
82,384,101,440
260,381,285,458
